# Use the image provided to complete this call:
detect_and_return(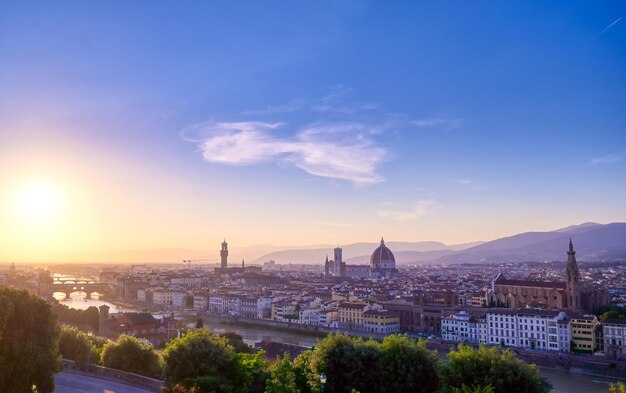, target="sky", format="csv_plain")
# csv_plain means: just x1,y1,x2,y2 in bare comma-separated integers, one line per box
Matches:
0,1,625,263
